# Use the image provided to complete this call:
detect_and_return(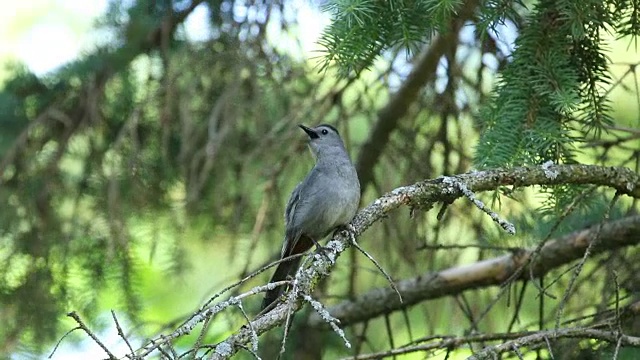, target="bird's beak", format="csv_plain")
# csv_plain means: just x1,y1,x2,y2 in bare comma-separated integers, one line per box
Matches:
299,124,319,139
